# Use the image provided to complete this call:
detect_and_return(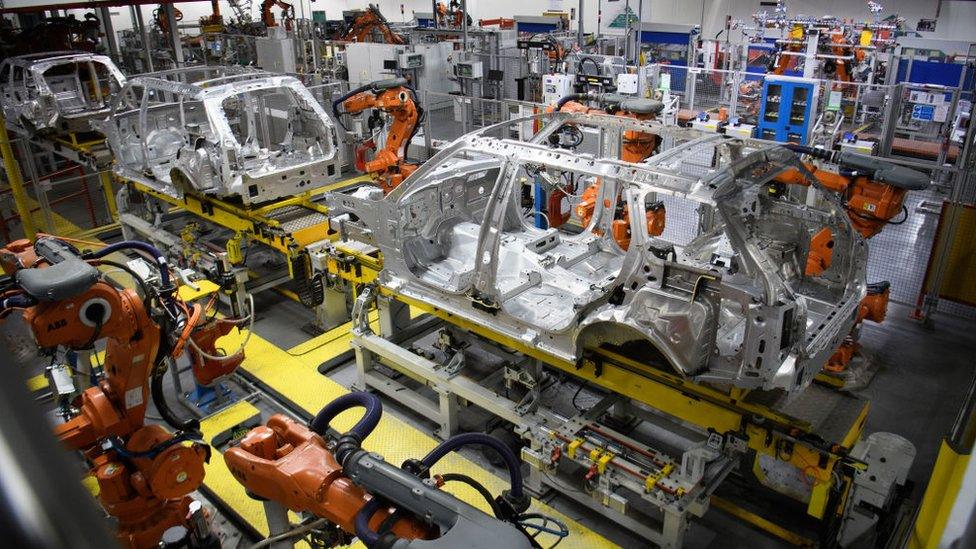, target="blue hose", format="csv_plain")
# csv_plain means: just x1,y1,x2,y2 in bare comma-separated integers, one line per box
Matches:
310,392,383,442
422,433,524,498
354,497,383,547
1,294,34,309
